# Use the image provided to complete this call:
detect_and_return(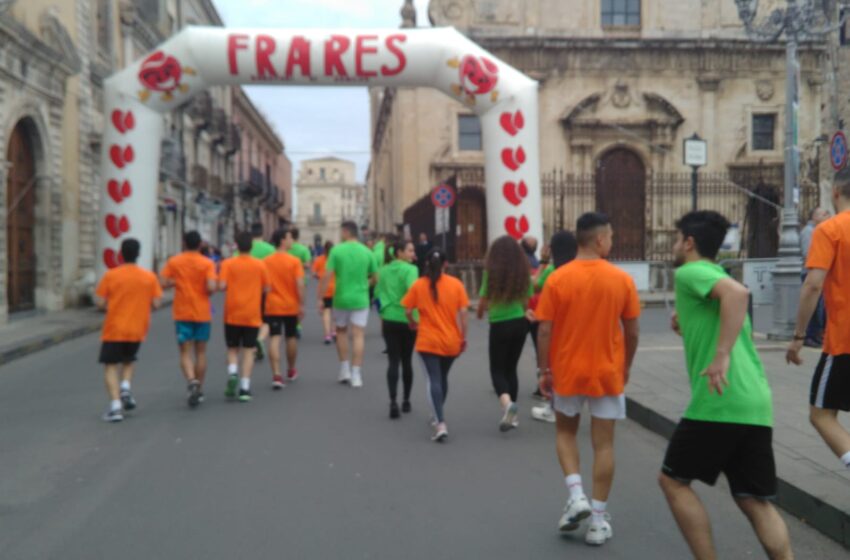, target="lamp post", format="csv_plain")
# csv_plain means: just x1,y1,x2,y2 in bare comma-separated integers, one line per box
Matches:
735,0,837,339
